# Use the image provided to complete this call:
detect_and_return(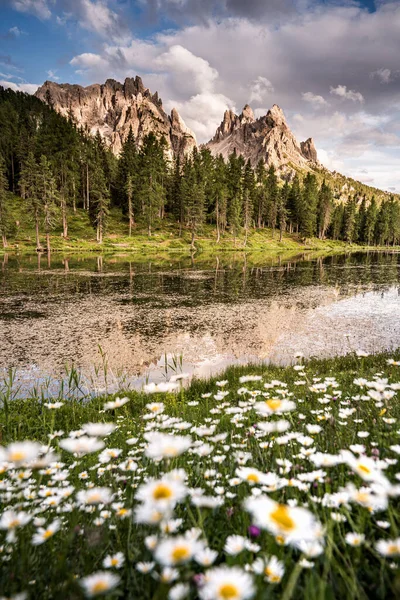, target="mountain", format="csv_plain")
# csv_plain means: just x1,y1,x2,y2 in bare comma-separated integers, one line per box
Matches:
35,77,197,159
205,103,319,174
